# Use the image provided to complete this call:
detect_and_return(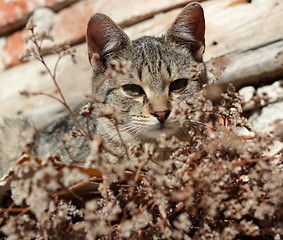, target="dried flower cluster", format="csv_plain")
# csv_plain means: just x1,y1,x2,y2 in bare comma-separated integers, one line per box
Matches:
0,22,282,240
1,83,282,239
